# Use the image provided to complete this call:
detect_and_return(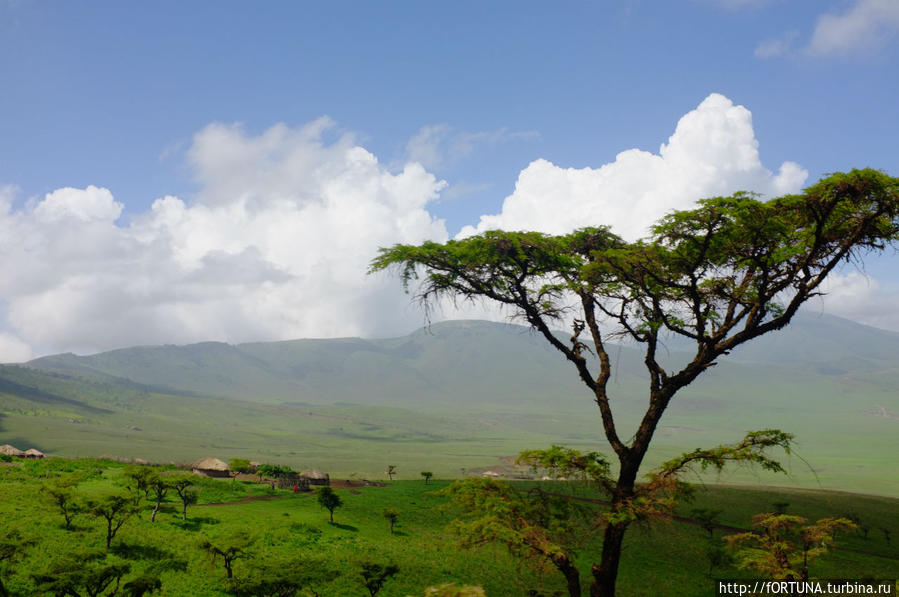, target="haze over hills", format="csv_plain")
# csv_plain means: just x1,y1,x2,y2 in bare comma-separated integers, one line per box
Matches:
2,313,897,493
